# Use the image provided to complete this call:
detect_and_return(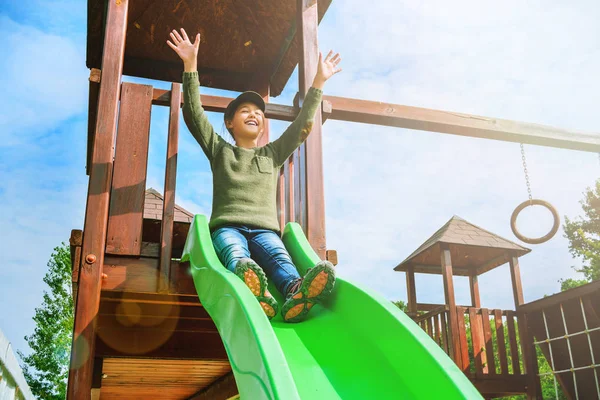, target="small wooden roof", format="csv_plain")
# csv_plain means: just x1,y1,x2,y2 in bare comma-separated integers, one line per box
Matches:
87,0,332,96
394,216,530,276
144,188,193,223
